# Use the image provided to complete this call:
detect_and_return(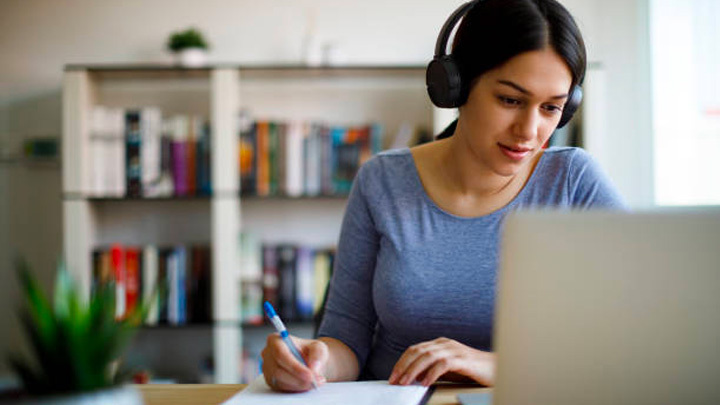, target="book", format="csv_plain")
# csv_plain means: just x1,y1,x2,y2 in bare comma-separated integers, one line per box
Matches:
189,245,211,323
110,244,126,320
125,110,143,197
186,116,199,196
285,121,304,197
124,247,141,319
276,245,297,321
140,107,162,197
170,116,189,197
295,247,314,321
313,250,332,315
262,245,279,312
239,119,257,195
197,120,212,195
143,245,159,325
